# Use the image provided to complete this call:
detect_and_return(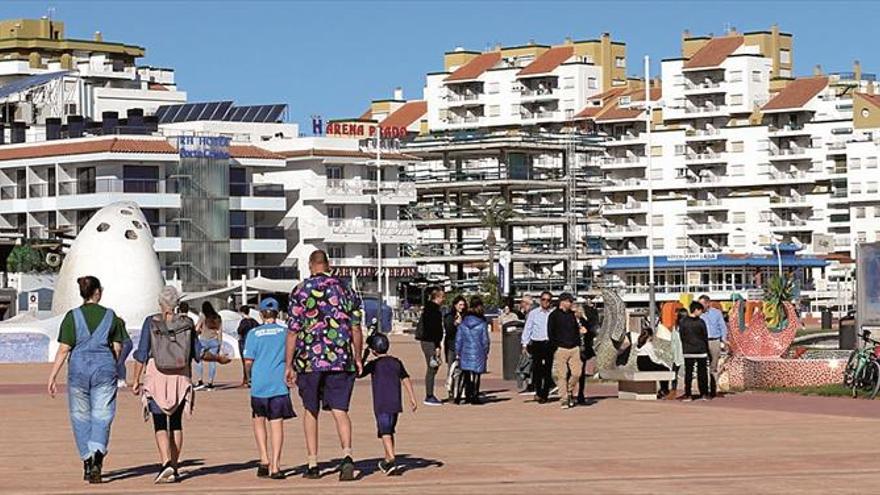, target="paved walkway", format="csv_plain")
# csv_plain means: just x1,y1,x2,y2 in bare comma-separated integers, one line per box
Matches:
2,335,879,494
